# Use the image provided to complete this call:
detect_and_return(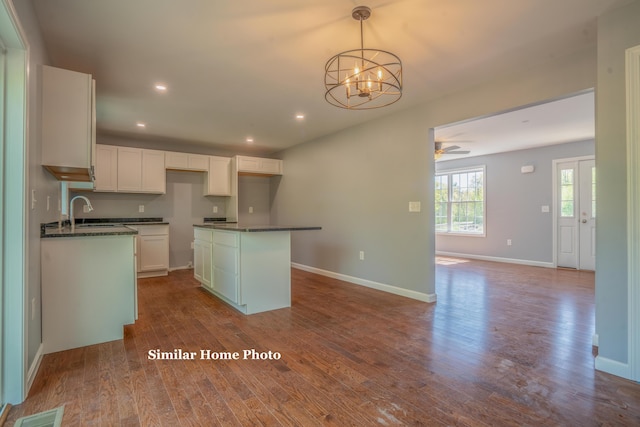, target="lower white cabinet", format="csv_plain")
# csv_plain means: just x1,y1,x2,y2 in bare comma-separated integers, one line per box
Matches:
194,228,213,288
41,235,136,354
212,230,239,303
129,224,169,277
